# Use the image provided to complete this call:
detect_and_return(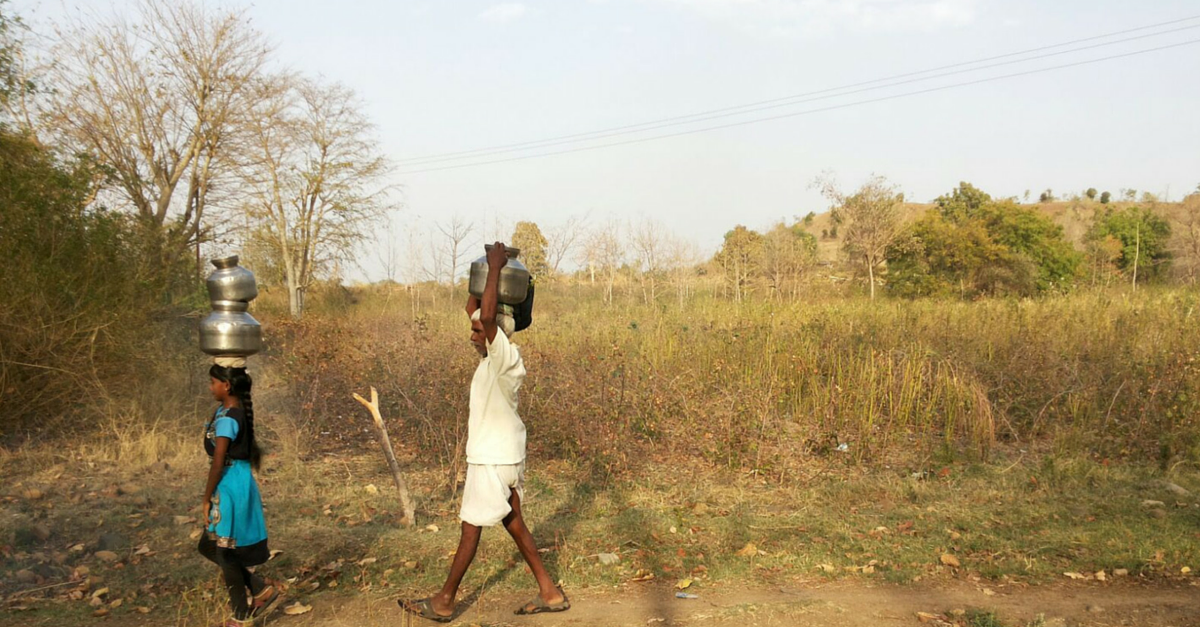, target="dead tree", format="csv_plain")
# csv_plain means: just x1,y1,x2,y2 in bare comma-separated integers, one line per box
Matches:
352,387,416,526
